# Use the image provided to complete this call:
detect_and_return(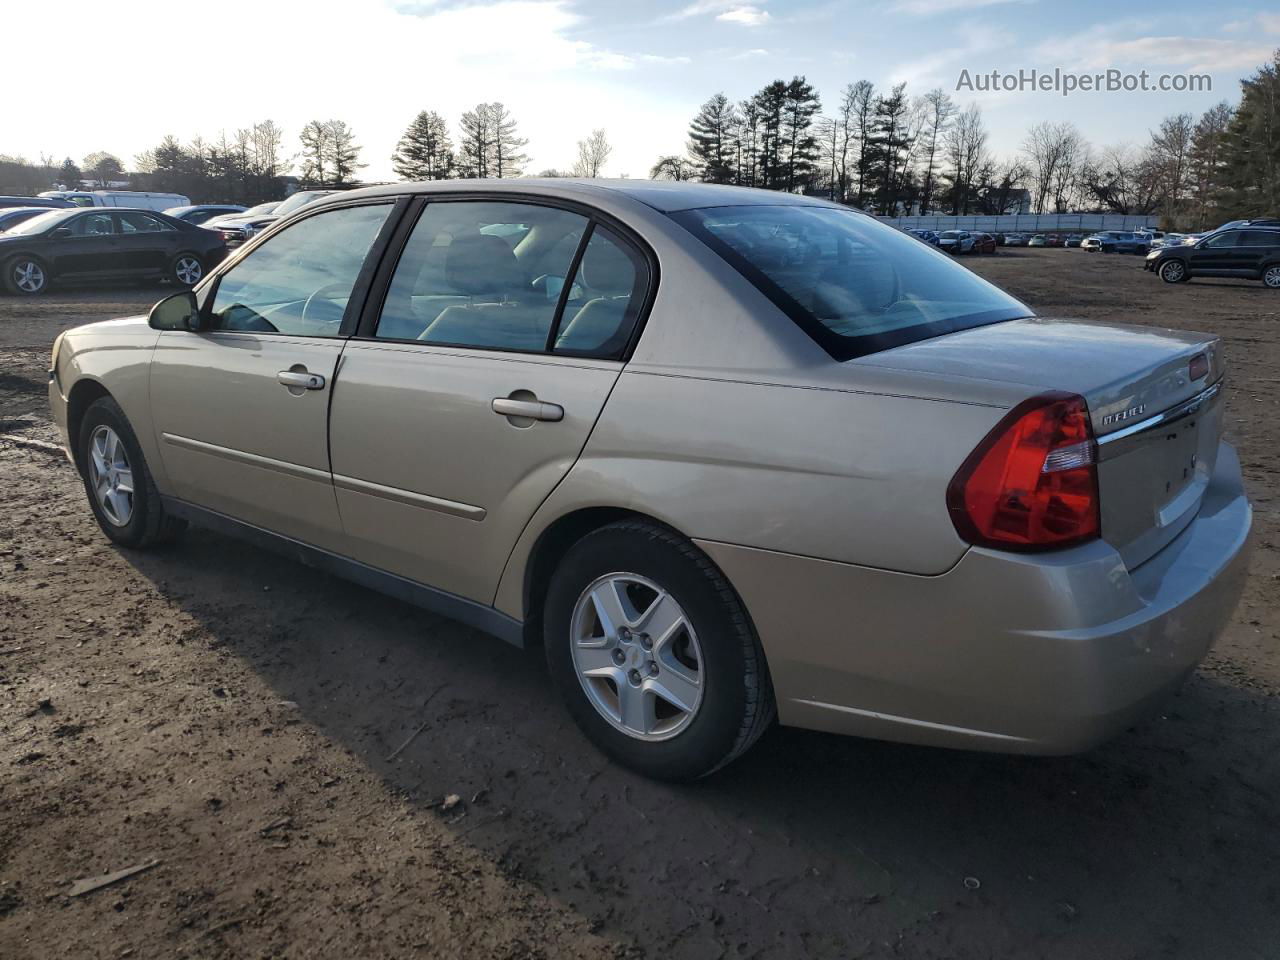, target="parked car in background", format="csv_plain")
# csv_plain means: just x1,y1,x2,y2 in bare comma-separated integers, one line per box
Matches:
47,180,1251,780
1083,231,1150,254
1151,233,1184,249
164,204,247,226
38,190,191,212
1047,235,1065,248
1004,233,1028,247
209,190,340,246
1064,234,1084,247
1028,235,1047,247
0,207,54,232
907,228,940,246
205,201,279,226
0,195,74,210
972,232,997,253
936,229,975,254
1,207,226,295
1146,223,1280,288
